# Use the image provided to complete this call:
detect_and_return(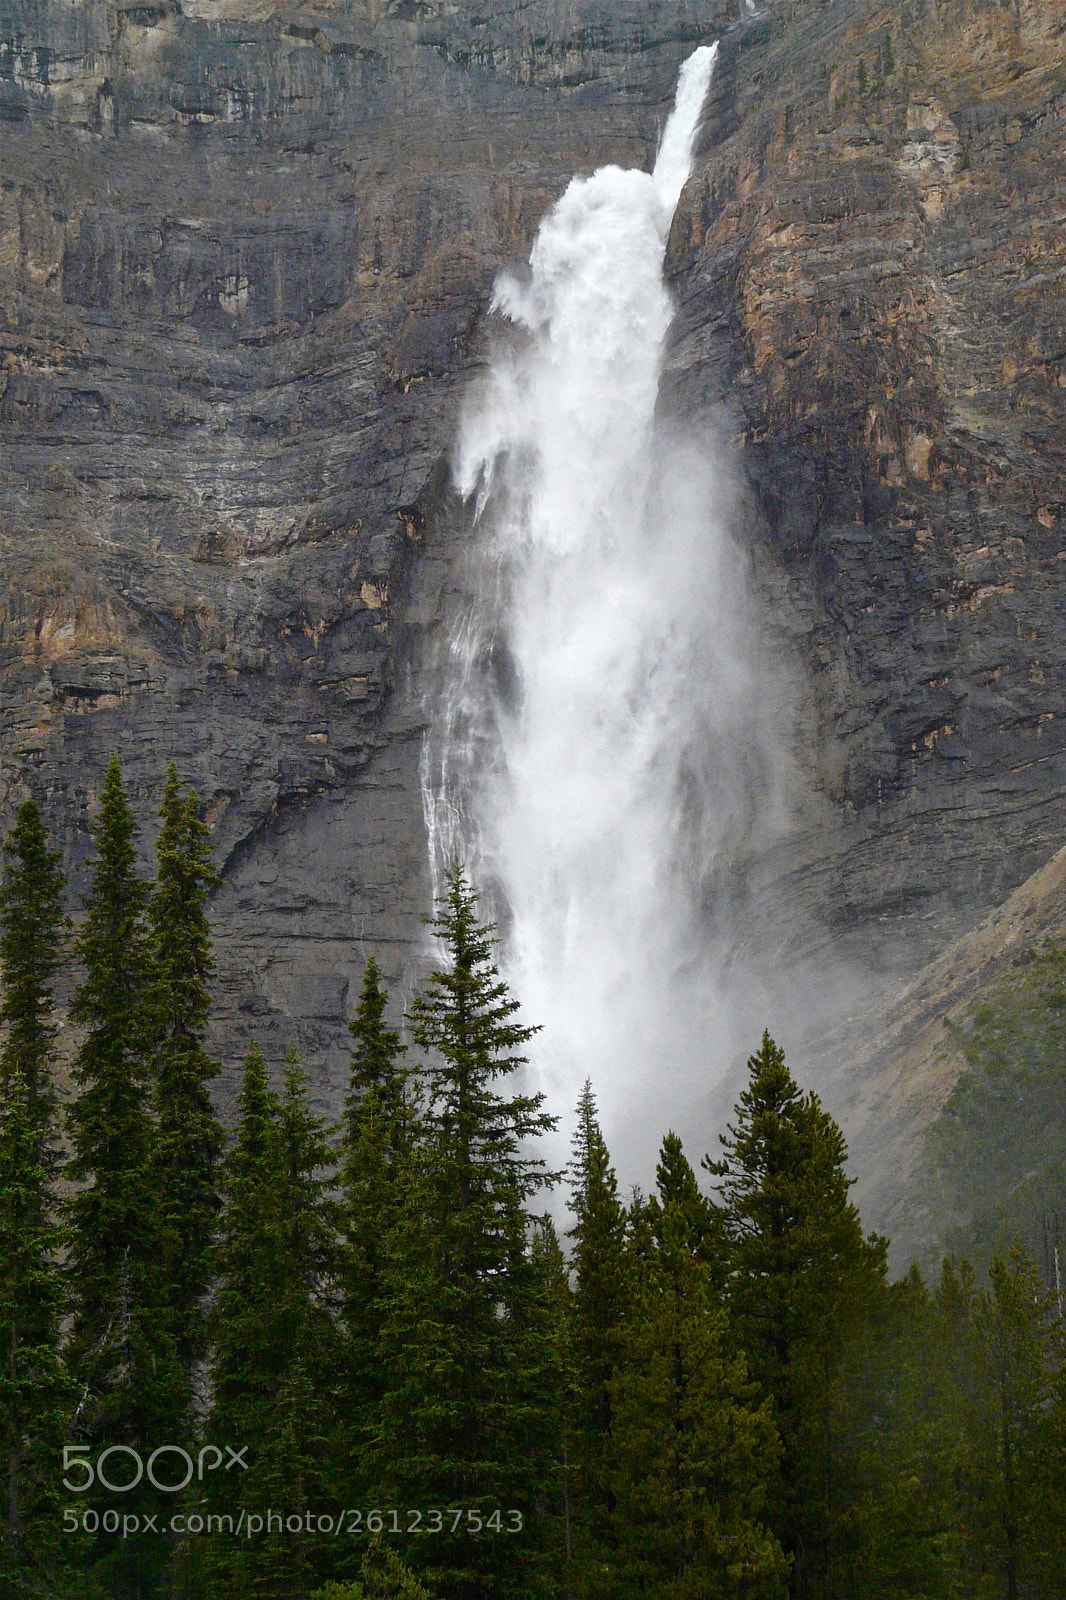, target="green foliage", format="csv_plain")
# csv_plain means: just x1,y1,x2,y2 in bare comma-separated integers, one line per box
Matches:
408,865,556,1209
600,1132,786,1600
0,798,73,1583
209,1045,338,1465
707,1032,887,1598
566,1078,631,1538
826,1263,966,1596
4,772,1066,1600
208,1044,282,1446
0,1068,73,1585
0,797,66,1131
931,939,1066,1271
372,866,562,1599
311,1537,431,1600
948,1248,1064,1596
147,765,224,1395
208,1046,341,1598
66,756,181,1455
338,956,410,1494
646,1129,727,1279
